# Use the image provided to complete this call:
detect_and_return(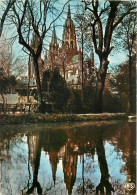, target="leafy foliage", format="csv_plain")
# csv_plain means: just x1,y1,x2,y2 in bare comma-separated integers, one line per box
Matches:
67,89,82,113
83,85,95,113
0,68,17,94
42,68,70,112
113,58,136,113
